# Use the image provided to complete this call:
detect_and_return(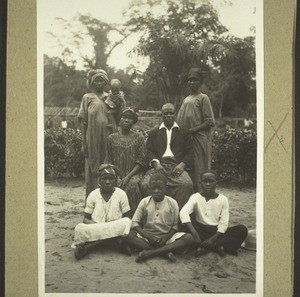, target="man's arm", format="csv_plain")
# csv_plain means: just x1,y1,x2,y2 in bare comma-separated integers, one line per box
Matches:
146,128,167,173
181,129,193,169
189,96,215,133
146,128,160,164
79,119,88,157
